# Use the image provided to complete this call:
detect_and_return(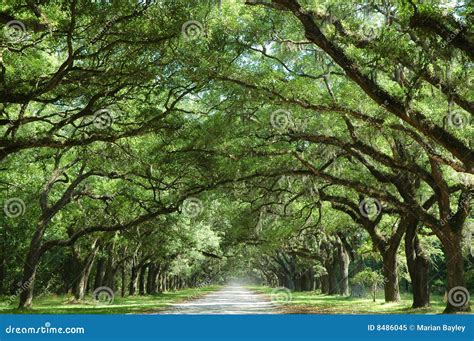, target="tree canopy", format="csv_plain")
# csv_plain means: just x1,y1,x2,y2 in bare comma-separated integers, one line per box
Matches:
0,0,472,314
